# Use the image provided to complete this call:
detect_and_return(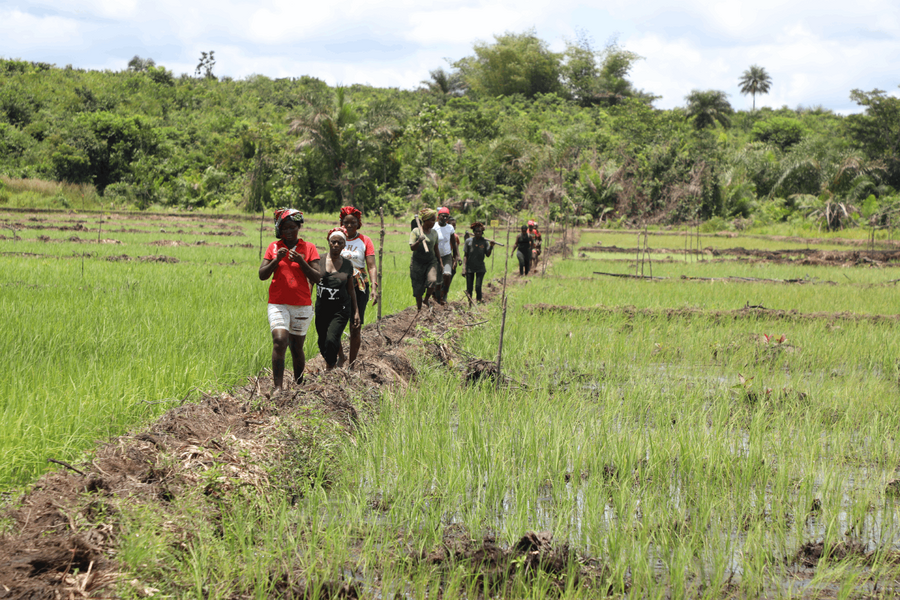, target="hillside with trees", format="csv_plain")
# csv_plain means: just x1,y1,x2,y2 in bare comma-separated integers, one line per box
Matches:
1,31,899,231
